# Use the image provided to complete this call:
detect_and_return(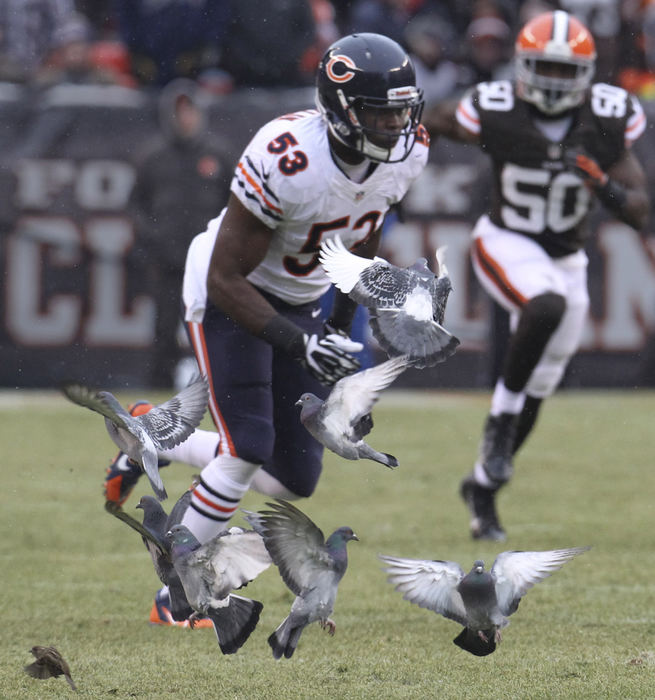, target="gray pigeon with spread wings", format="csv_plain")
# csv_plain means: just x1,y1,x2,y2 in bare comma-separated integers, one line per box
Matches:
105,488,196,621
62,376,209,500
296,355,408,468
243,499,358,660
166,523,271,654
319,235,460,368
379,547,589,656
